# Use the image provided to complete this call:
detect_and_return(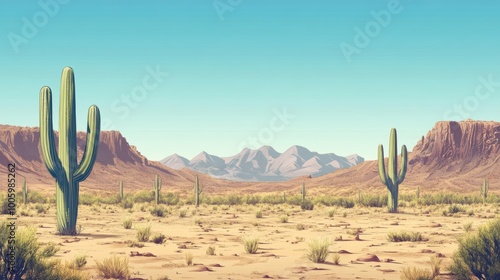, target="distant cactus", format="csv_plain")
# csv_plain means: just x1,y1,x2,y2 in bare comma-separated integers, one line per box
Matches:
119,180,124,202
154,175,162,205
358,190,362,203
481,178,489,203
194,175,202,207
416,186,420,200
283,191,286,203
301,183,306,202
378,128,407,213
40,67,100,235
22,179,28,204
